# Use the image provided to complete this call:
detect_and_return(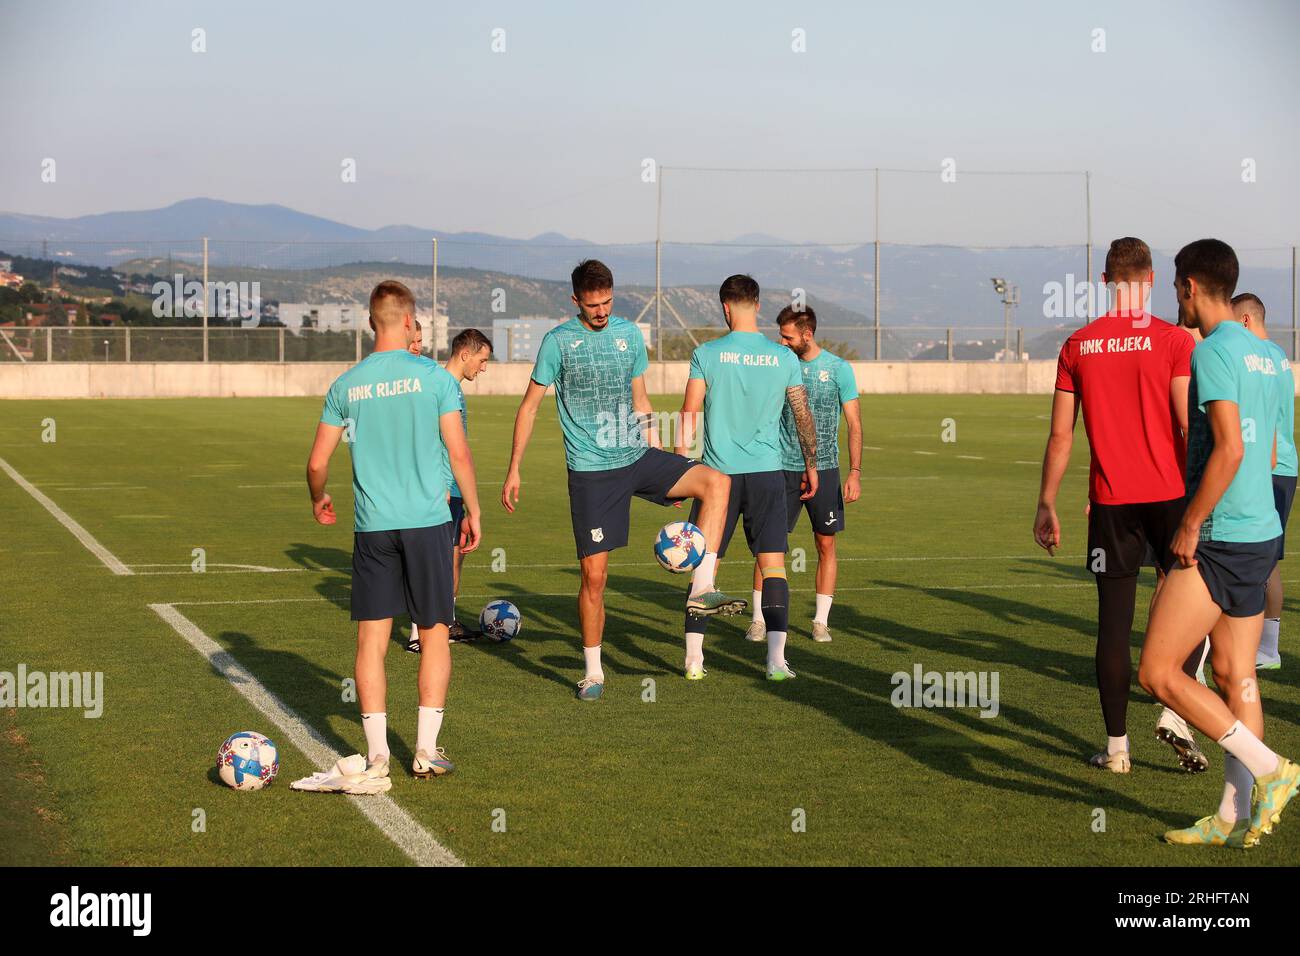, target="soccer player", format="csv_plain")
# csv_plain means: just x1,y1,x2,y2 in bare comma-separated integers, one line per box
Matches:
746,305,861,643
301,280,481,790
406,328,494,652
501,260,738,701
1234,292,1295,670
675,275,818,681
1034,237,1208,774
407,319,424,356
1139,239,1299,847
